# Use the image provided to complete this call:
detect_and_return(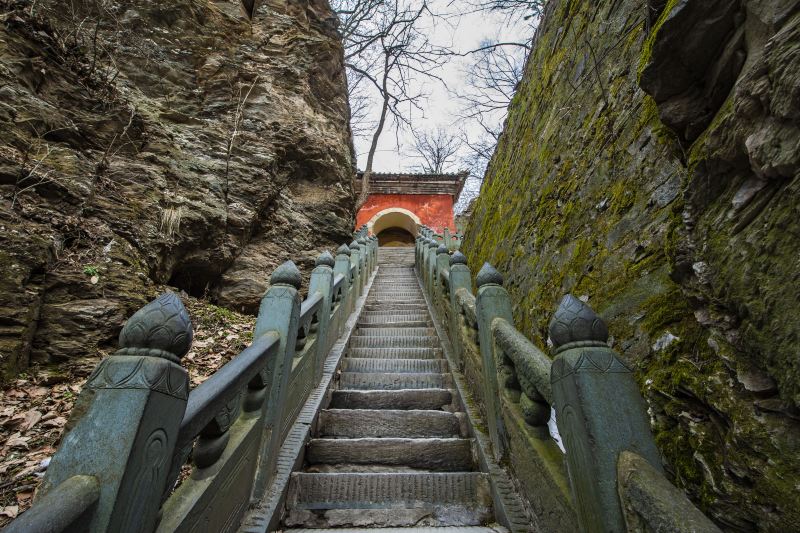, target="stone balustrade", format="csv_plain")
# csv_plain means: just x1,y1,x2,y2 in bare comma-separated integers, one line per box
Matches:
5,228,378,533
414,225,721,533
